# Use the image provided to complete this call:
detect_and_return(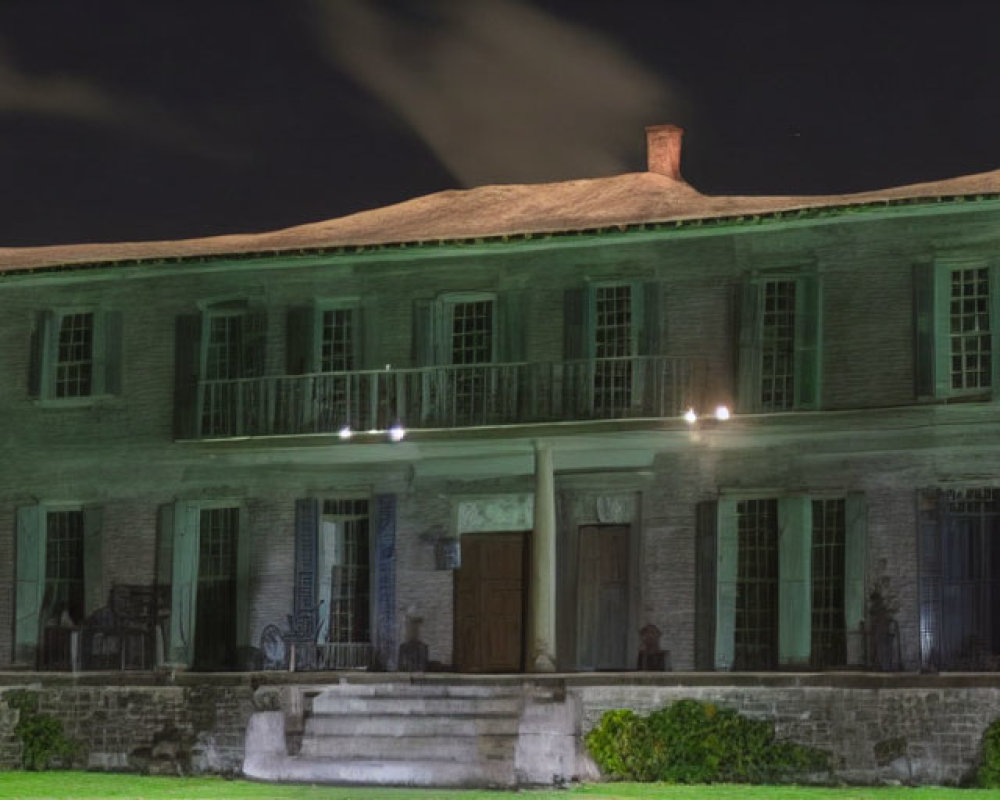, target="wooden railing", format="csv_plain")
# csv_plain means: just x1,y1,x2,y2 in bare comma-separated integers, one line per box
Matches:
194,355,707,439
